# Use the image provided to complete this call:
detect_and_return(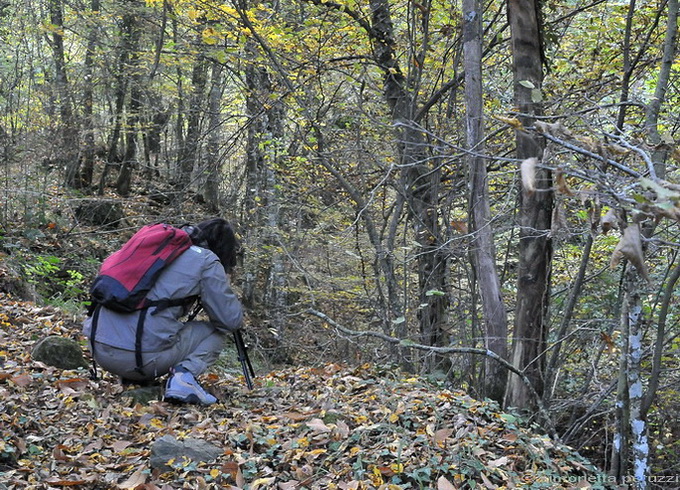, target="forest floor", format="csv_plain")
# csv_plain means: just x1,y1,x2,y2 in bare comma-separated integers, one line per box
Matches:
0,294,613,489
